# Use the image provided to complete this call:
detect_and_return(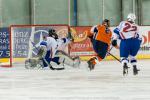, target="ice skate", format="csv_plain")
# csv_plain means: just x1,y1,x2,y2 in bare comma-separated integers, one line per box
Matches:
123,63,130,76
87,57,96,70
72,56,81,68
133,65,140,75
